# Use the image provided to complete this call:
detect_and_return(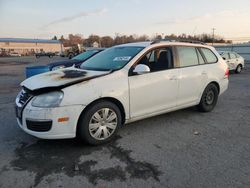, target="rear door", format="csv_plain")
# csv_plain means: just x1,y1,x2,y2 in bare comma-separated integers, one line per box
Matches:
229,52,237,70
175,46,207,106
